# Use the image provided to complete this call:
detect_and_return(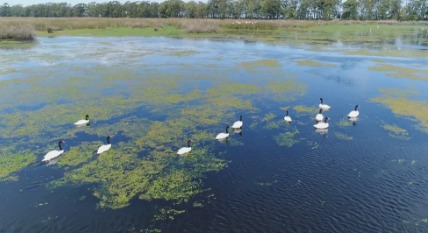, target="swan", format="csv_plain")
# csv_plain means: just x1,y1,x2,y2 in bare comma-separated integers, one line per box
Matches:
315,108,324,121
42,140,65,162
74,114,89,126
97,136,111,154
177,139,192,155
216,125,230,140
319,98,331,110
348,105,359,118
313,117,329,129
231,115,243,129
284,110,292,123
